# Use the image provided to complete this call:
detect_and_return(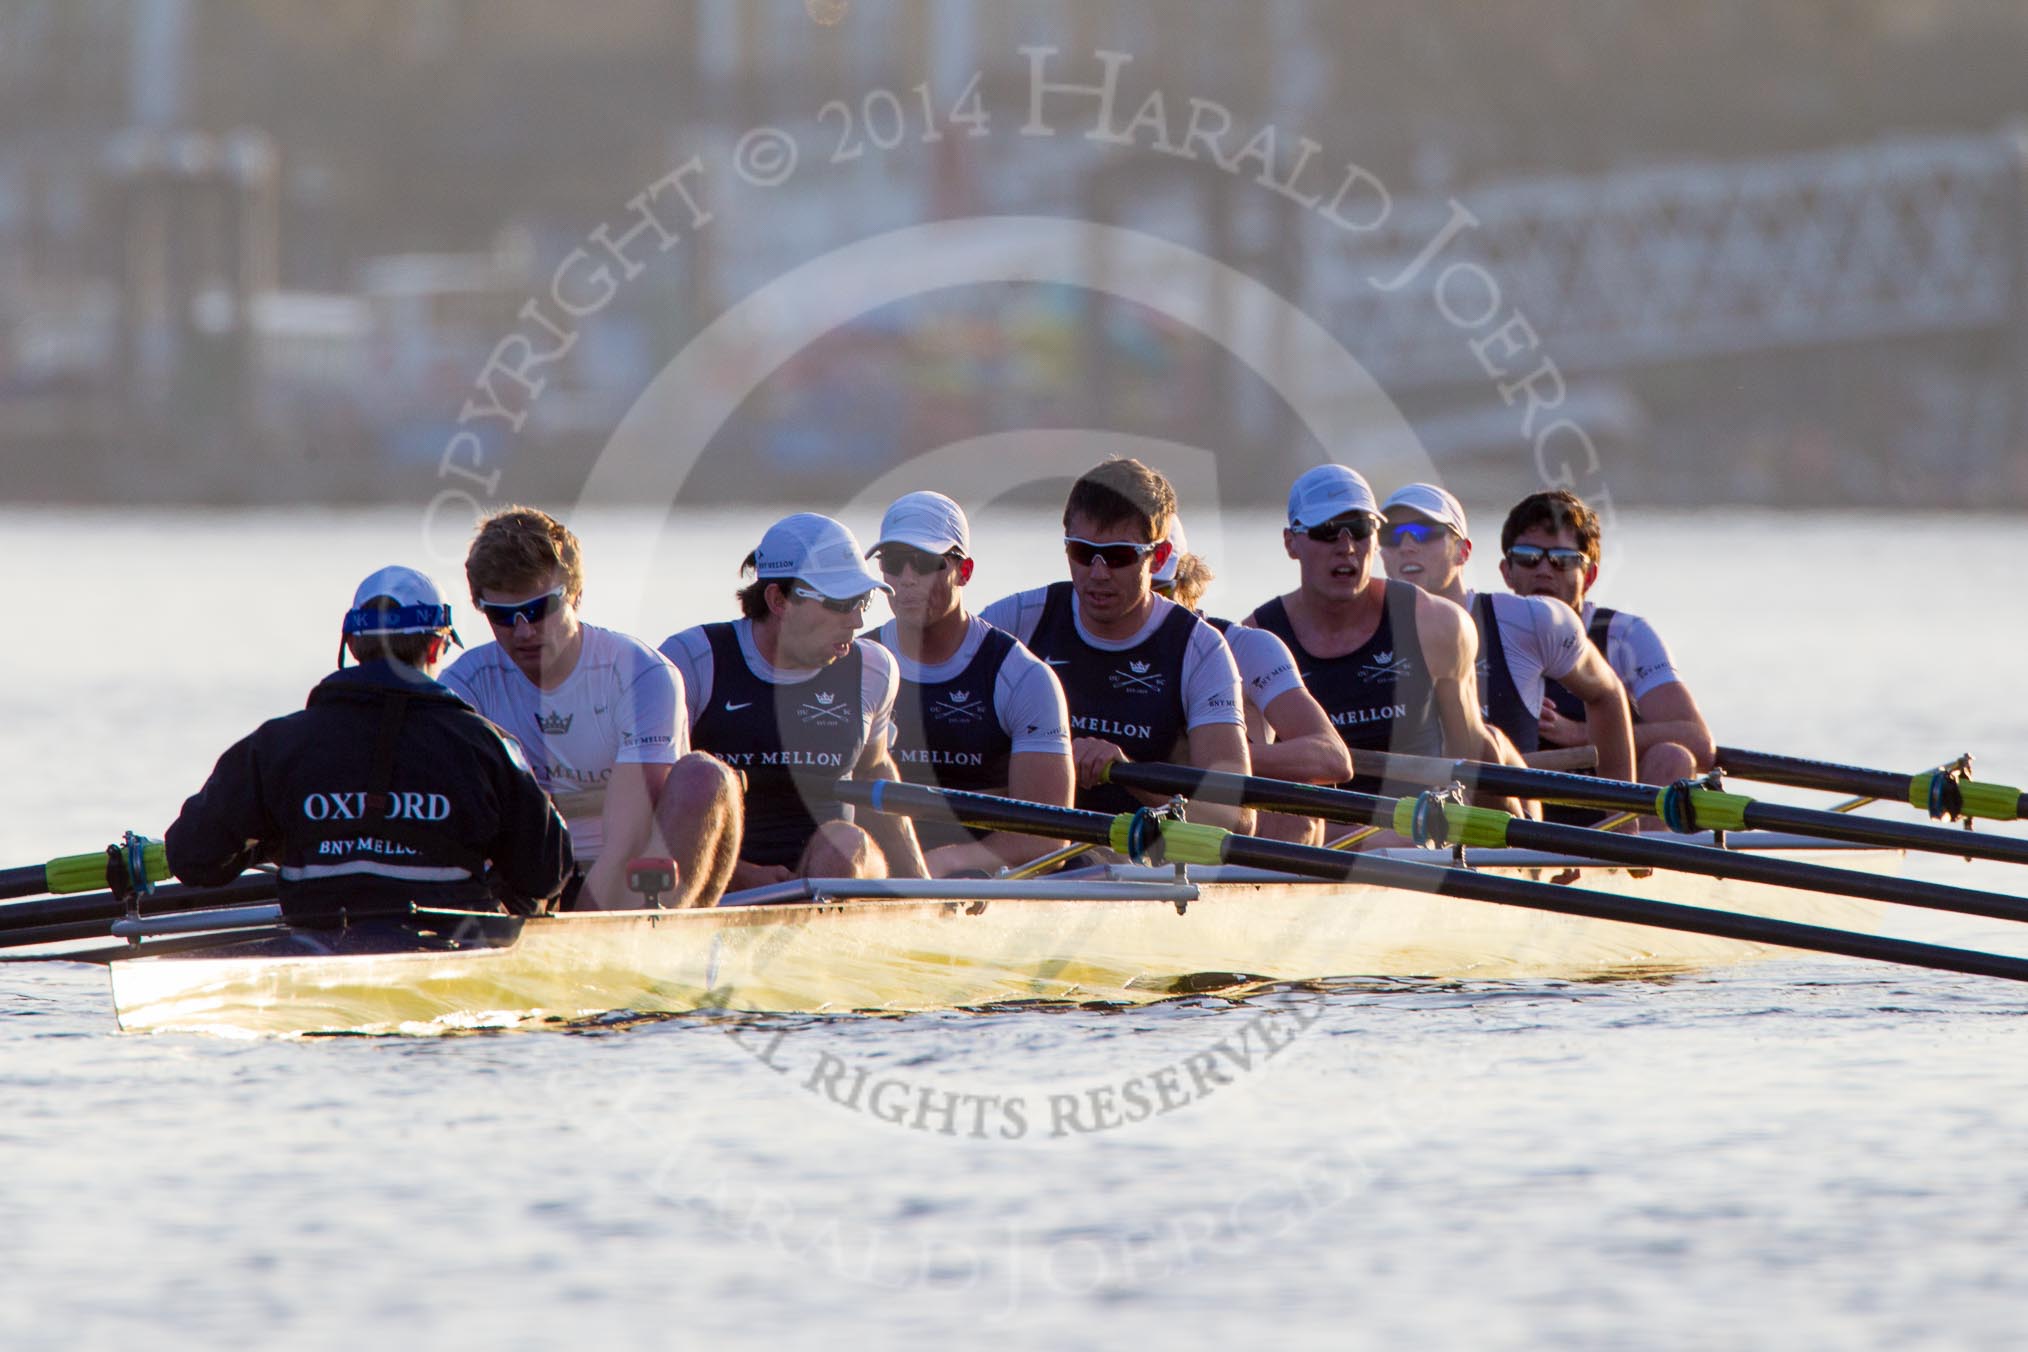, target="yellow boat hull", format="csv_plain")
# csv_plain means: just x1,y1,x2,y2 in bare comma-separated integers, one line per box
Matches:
108,847,1893,1037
